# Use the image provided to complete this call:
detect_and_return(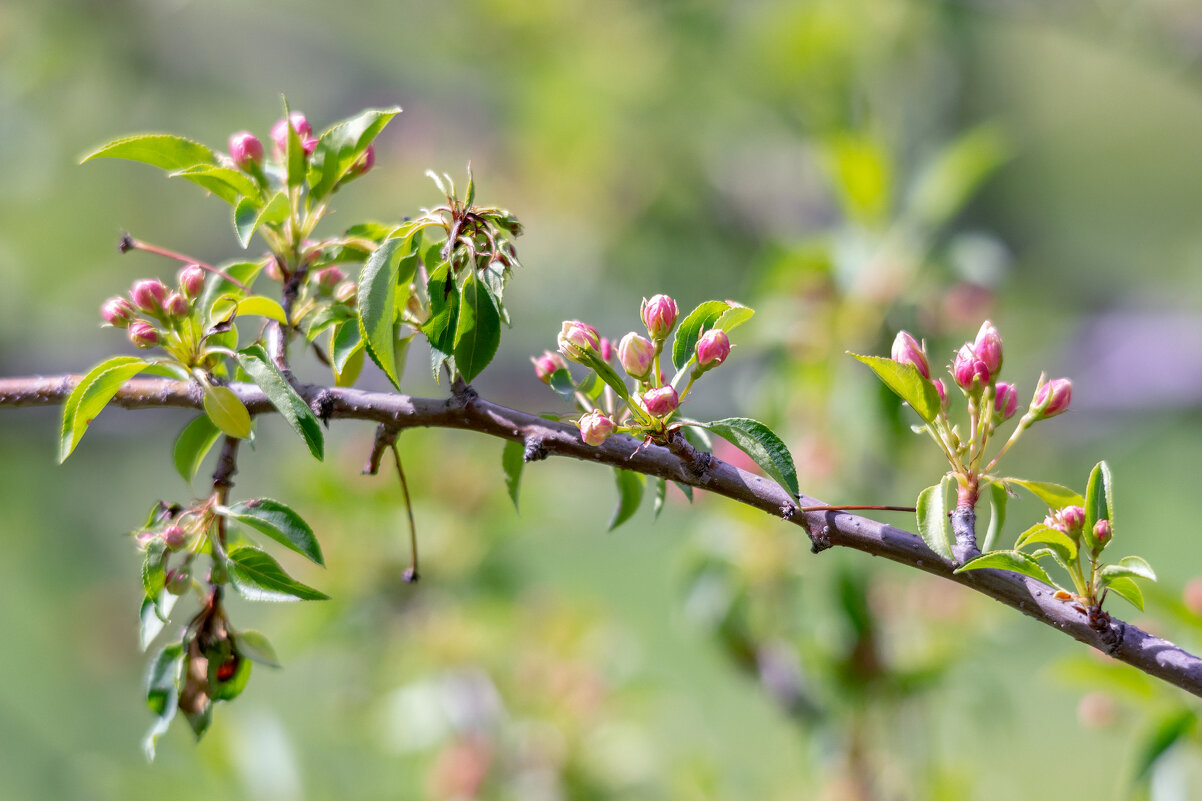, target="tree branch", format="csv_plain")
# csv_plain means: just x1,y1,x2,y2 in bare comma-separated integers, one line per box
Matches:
4,372,1201,698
